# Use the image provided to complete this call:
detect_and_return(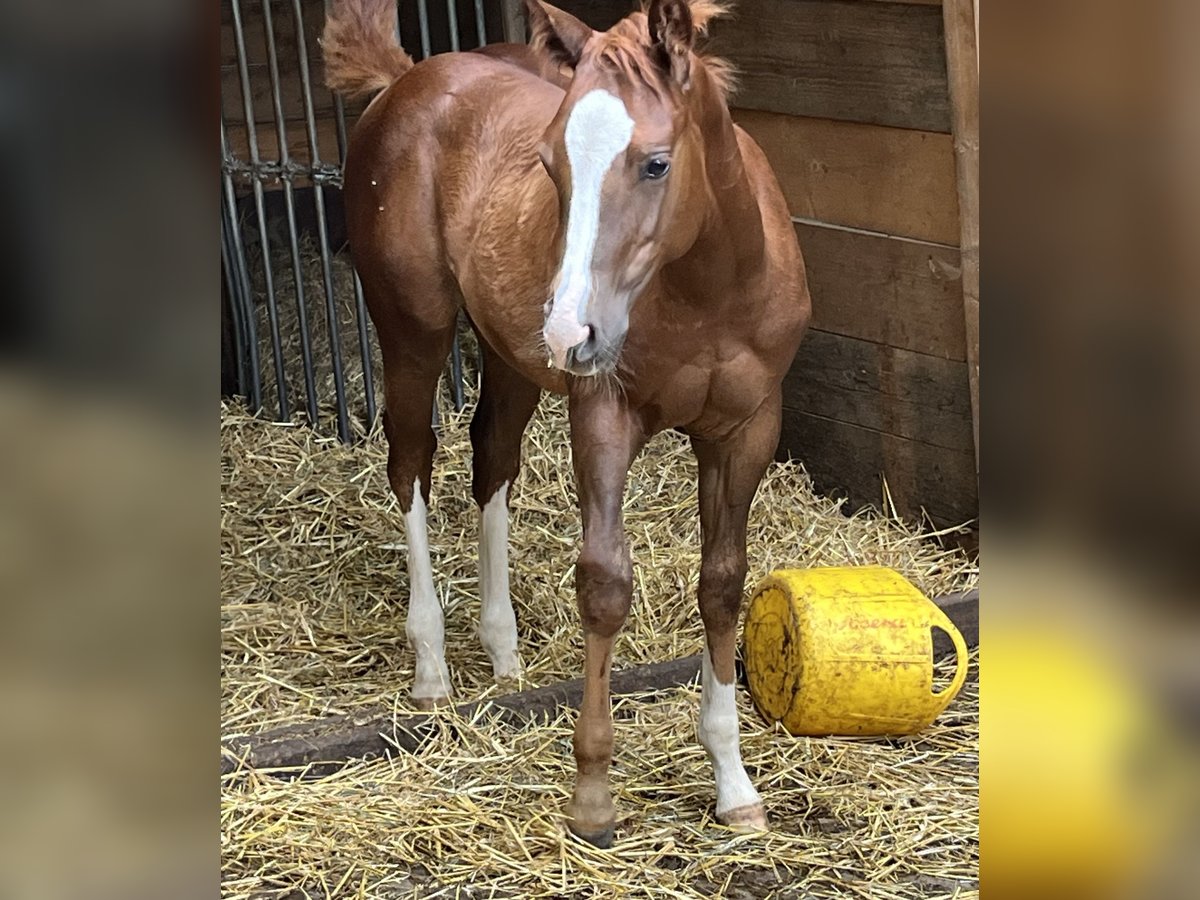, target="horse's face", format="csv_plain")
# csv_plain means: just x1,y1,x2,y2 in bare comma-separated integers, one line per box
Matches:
530,0,704,376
